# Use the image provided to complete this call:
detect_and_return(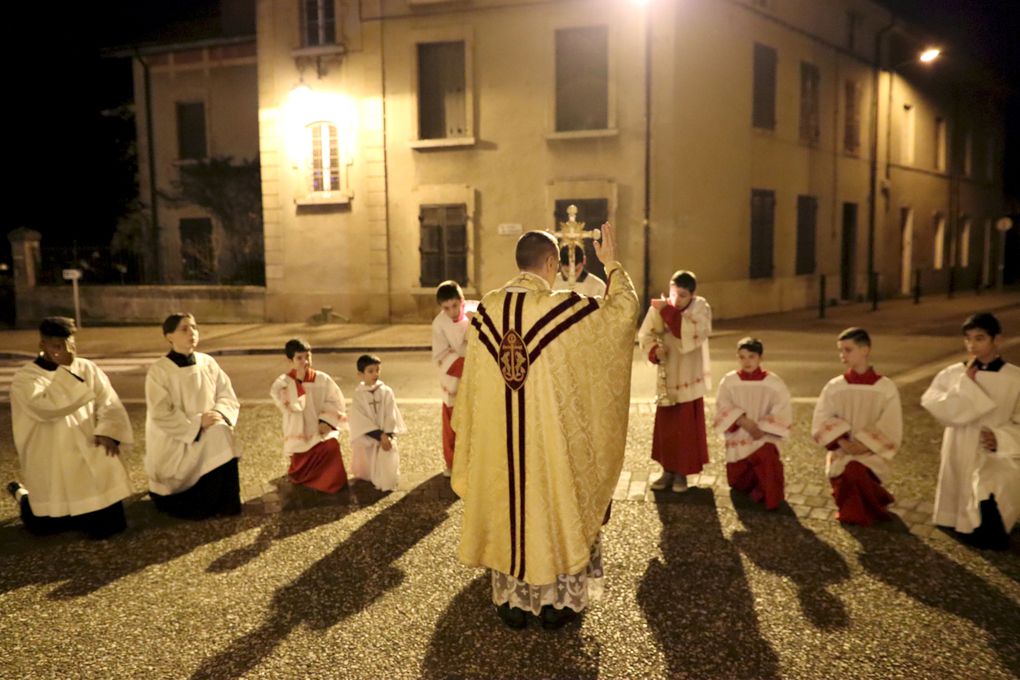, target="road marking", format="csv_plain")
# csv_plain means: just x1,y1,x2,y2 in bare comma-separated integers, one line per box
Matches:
0,357,156,399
